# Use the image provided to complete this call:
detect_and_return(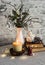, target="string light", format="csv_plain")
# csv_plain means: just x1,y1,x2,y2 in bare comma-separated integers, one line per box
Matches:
19,55,28,60
10,56,15,60
1,54,7,58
